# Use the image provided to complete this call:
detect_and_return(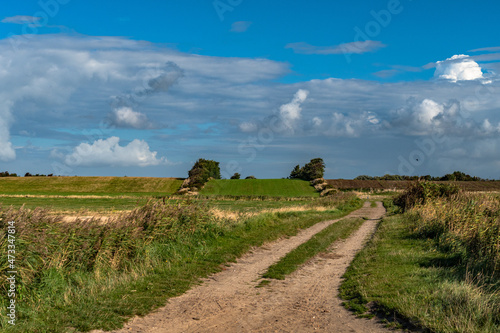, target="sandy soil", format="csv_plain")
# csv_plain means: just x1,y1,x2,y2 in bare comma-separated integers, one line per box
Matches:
93,201,388,333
